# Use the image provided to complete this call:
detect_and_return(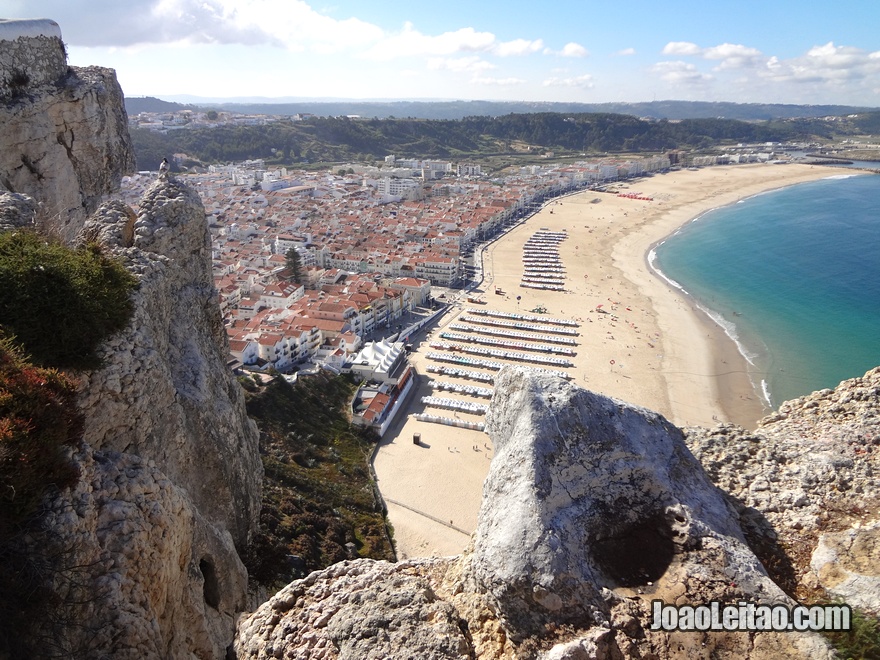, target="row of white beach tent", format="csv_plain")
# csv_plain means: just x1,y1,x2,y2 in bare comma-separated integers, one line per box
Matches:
439,332,576,356
414,413,485,432
448,323,577,345
524,264,565,271
465,308,579,327
461,315,579,336
523,265,566,272
528,233,566,239
426,352,571,379
520,282,566,291
427,364,496,382
523,267,564,275
523,230,566,289
421,396,489,415
428,381,494,398
522,275,566,284
429,341,574,367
